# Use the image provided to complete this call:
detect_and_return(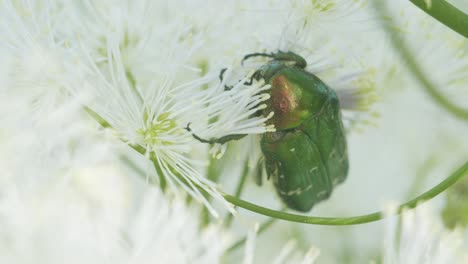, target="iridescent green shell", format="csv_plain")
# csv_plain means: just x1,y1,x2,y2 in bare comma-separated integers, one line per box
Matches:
259,60,348,212
186,51,349,212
